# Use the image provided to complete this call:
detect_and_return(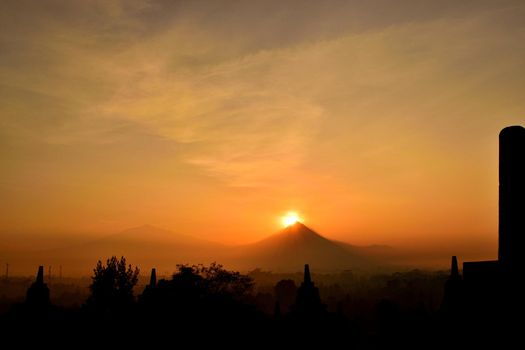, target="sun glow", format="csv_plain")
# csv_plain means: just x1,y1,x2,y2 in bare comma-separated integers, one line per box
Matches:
281,212,302,227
